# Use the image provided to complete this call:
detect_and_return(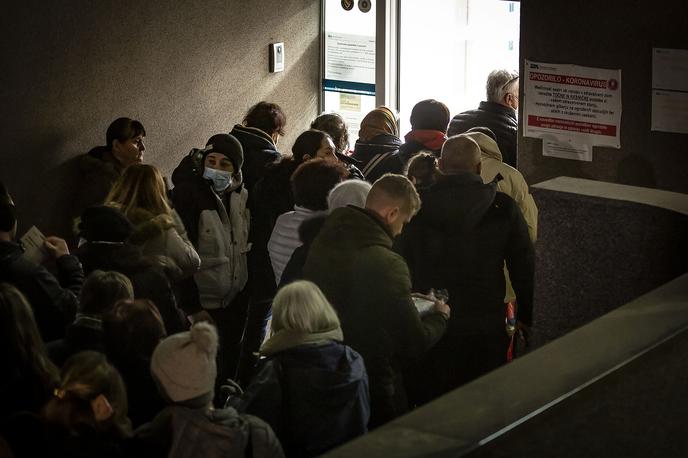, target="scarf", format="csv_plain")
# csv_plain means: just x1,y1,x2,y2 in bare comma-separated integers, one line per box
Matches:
259,326,344,356
359,106,399,141
404,129,447,152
